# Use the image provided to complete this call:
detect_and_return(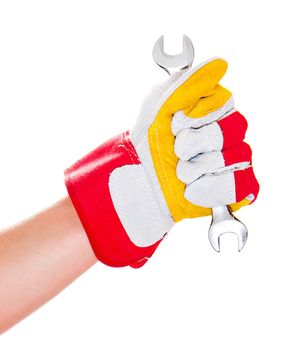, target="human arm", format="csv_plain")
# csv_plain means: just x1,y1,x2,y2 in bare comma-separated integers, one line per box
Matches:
0,197,97,334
